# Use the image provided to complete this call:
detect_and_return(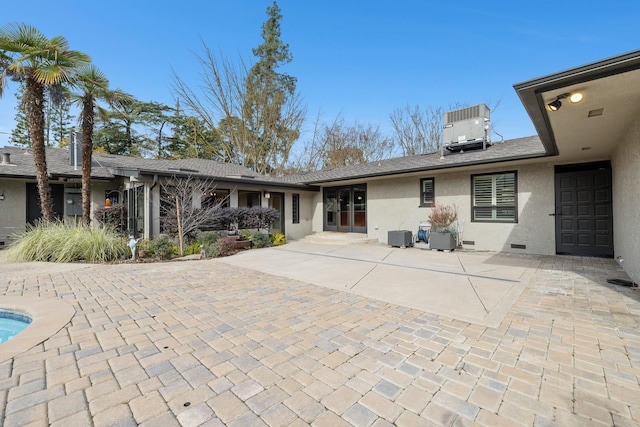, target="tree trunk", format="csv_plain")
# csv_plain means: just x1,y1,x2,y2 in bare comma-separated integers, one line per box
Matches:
176,195,184,256
81,96,94,225
25,77,54,221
